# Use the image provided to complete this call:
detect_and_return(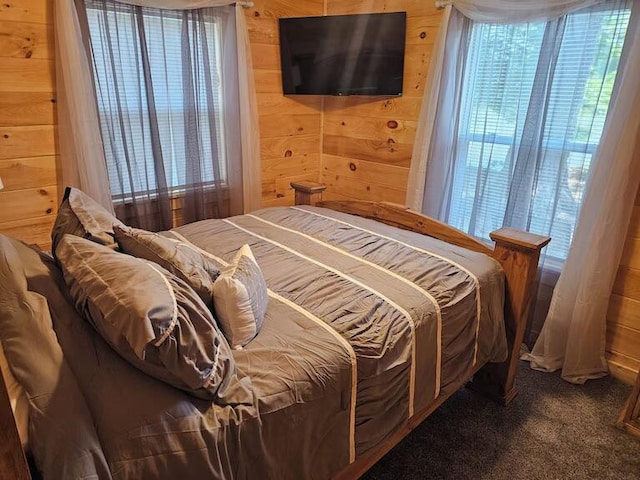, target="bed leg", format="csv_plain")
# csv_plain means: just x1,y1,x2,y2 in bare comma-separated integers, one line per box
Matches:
468,227,550,405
